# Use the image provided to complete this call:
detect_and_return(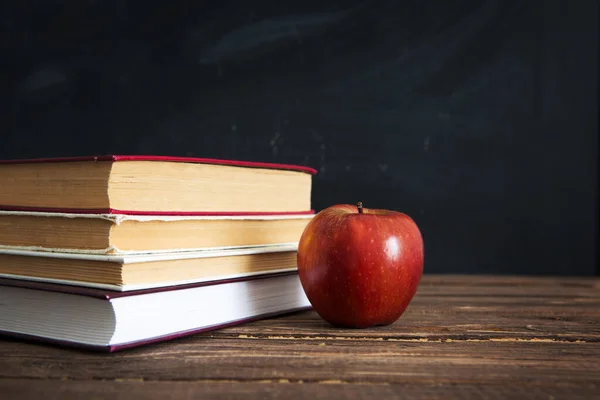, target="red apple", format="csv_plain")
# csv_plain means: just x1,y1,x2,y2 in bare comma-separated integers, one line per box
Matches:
297,202,424,328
